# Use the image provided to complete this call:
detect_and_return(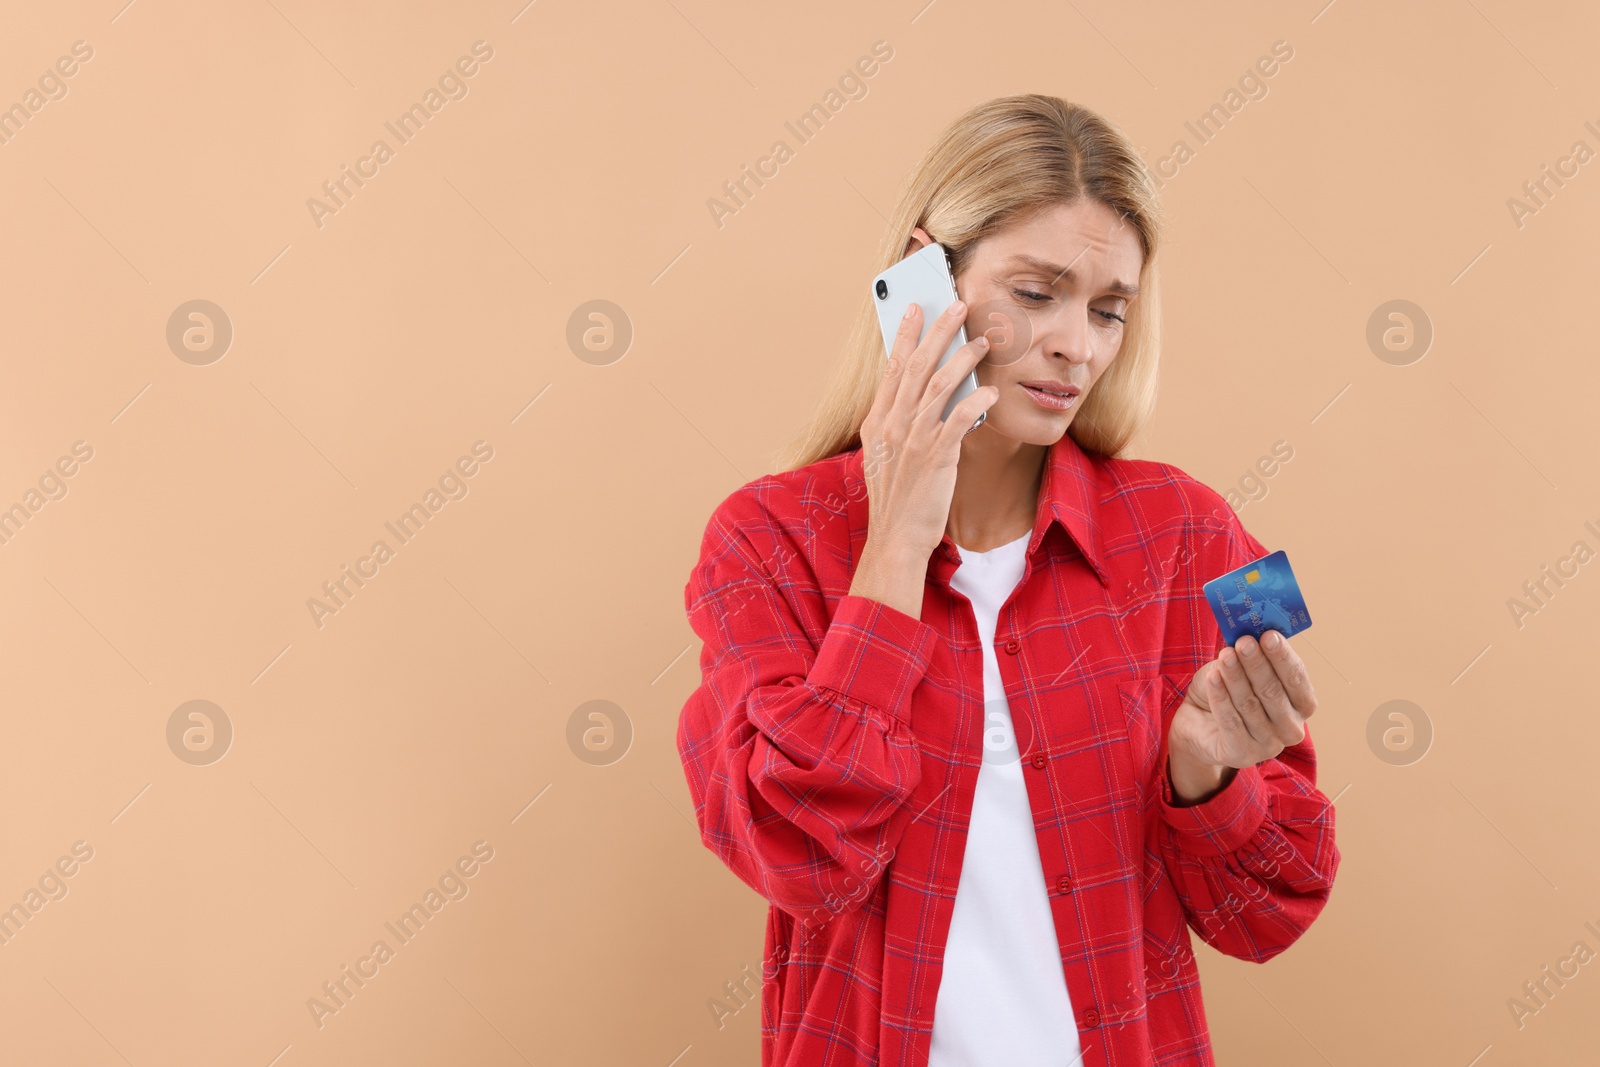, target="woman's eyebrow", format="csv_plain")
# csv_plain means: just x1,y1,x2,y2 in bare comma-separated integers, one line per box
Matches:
1005,253,1140,297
